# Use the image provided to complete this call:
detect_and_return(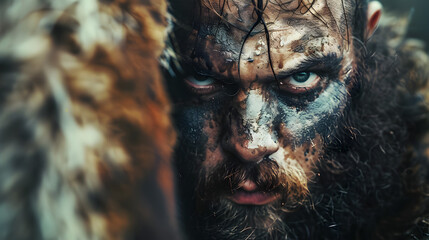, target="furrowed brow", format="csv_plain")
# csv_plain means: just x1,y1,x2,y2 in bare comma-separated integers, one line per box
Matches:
275,53,343,79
